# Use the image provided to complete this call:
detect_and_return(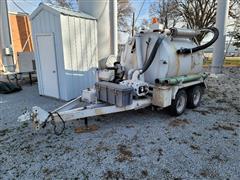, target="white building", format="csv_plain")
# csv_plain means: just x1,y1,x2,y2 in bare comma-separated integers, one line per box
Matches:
31,3,98,100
